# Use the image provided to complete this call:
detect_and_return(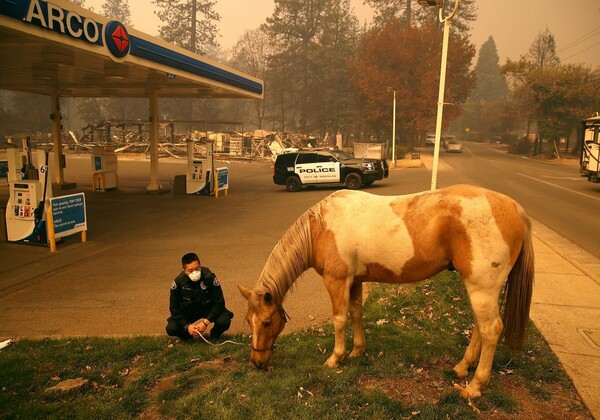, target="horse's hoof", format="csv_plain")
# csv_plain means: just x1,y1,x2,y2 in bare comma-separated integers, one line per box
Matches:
348,349,365,359
453,363,469,379
453,383,481,399
323,357,340,368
